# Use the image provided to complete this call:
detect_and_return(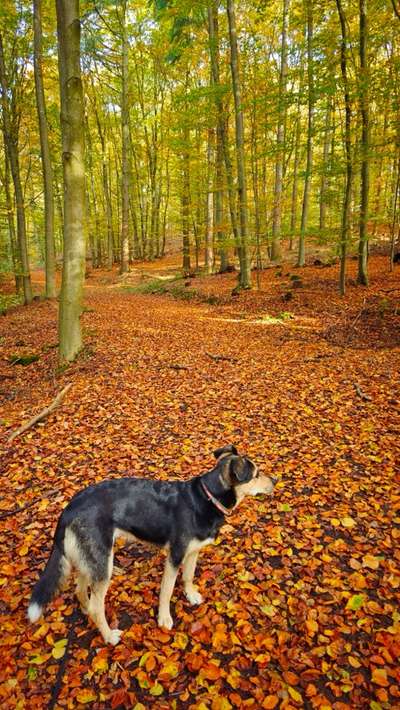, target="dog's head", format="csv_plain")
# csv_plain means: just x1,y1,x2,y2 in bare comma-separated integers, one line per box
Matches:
213,445,277,500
